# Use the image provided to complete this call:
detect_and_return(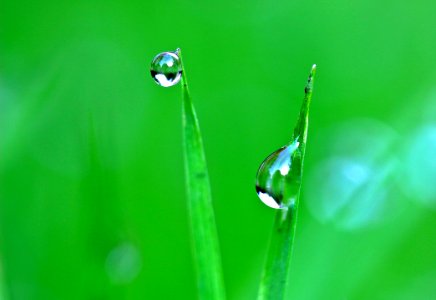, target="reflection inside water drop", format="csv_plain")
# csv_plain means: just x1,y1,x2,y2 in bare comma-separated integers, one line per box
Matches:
255,139,300,209
150,50,182,87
